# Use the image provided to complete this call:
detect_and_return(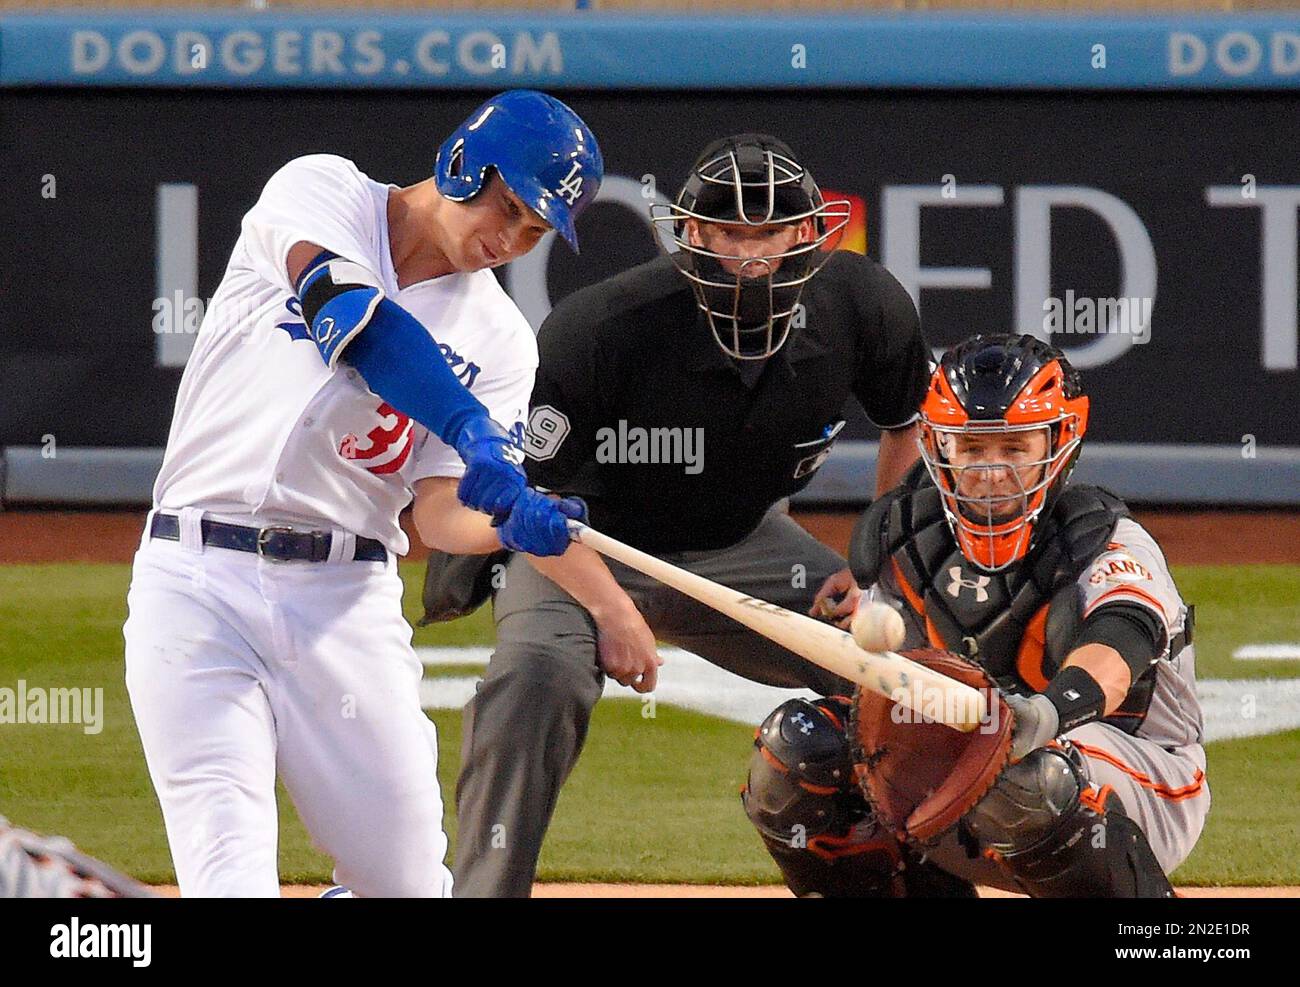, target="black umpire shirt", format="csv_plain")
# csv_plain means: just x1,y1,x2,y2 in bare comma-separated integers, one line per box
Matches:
522,251,931,554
